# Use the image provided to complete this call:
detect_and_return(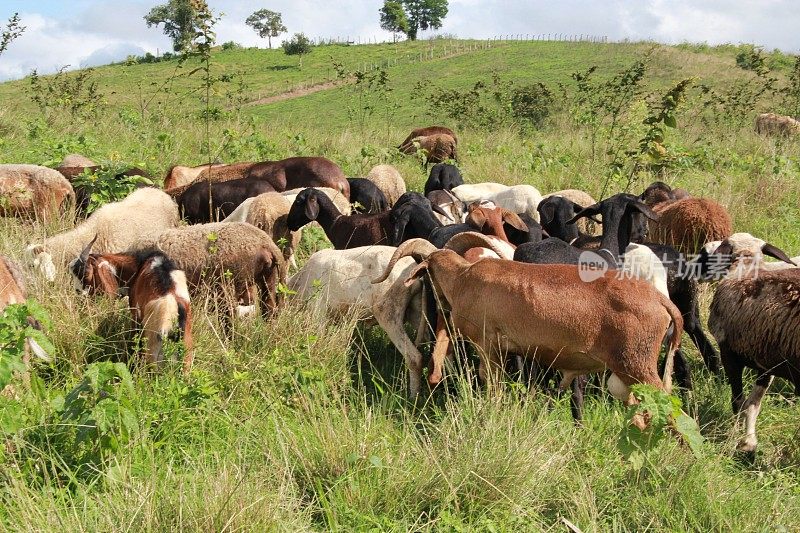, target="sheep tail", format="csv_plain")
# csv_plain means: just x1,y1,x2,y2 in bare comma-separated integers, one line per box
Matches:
660,293,684,395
